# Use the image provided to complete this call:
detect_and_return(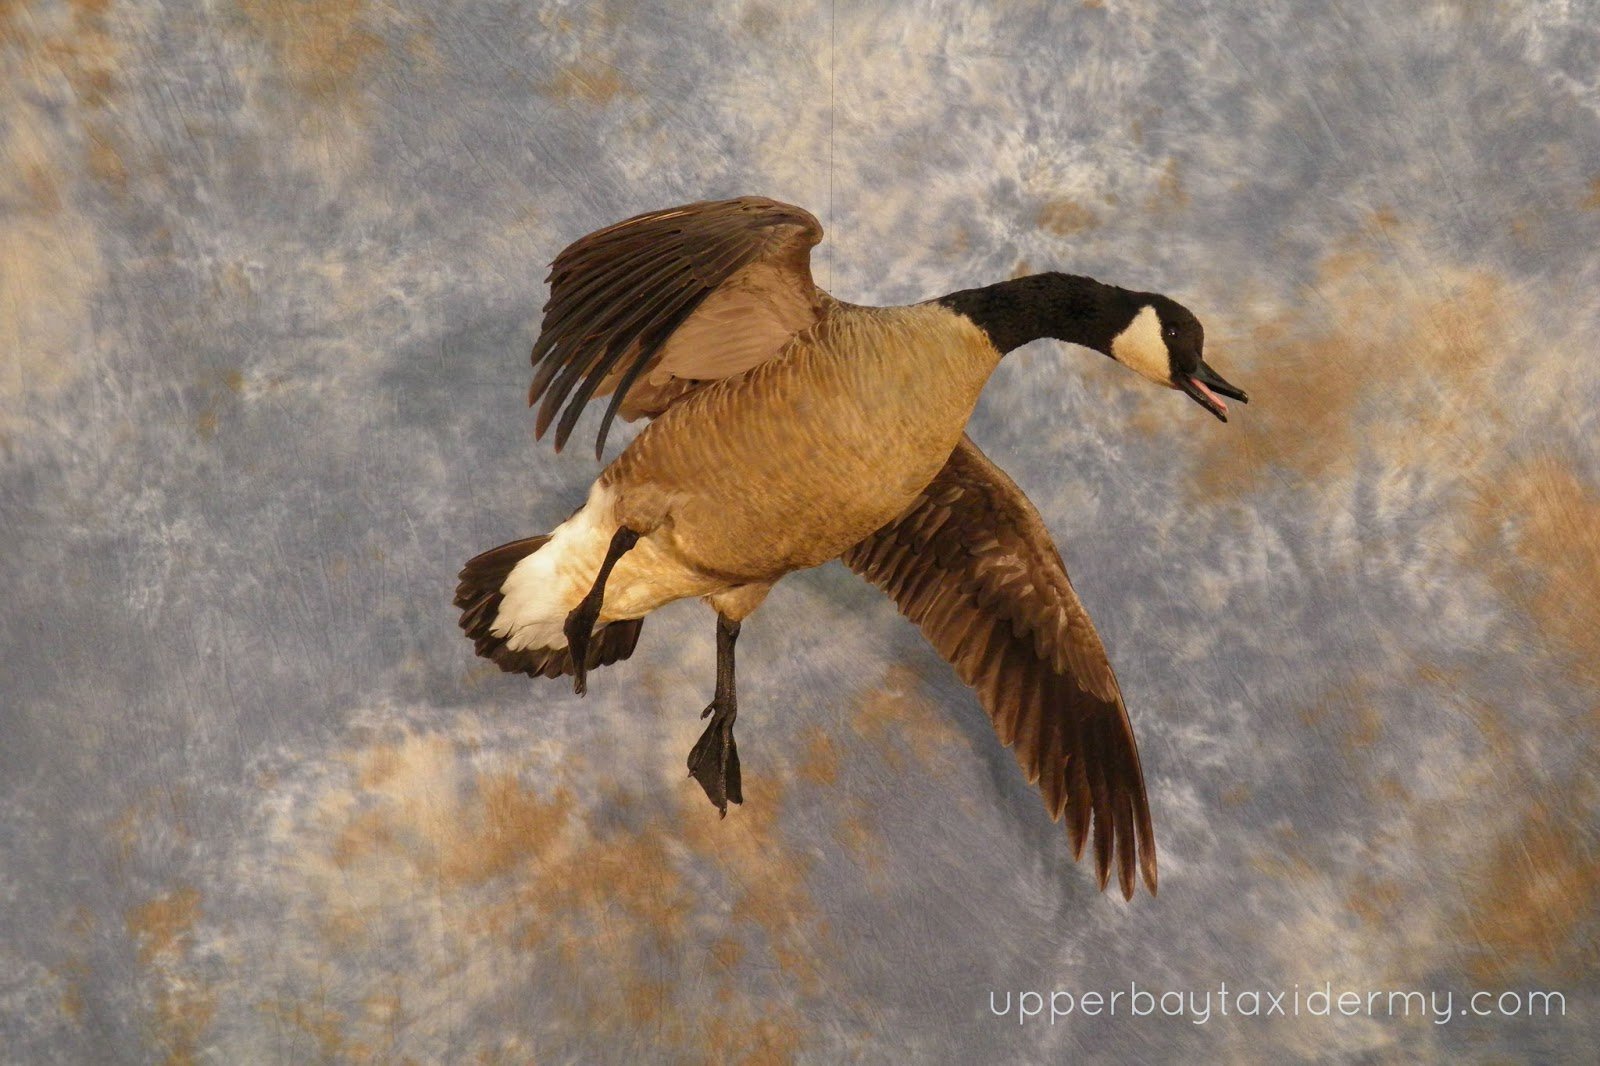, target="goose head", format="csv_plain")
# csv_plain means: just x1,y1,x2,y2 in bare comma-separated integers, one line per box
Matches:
937,272,1248,421
1103,293,1247,422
